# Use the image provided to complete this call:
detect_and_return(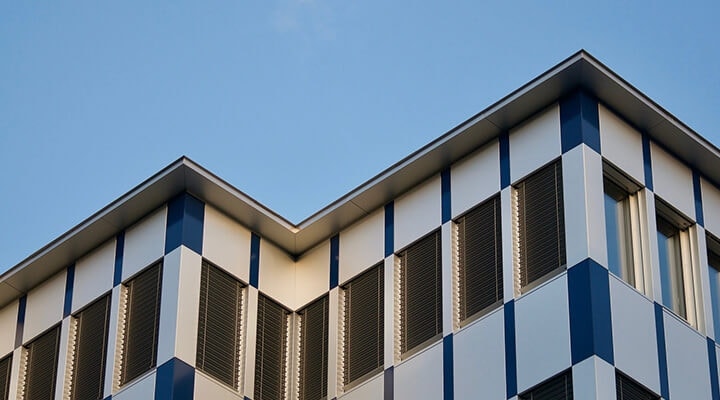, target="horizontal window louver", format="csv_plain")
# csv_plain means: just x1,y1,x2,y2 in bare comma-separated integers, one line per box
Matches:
516,161,566,289
71,294,111,400
519,370,573,400
457,195,502,322
399,231,442,355
298,295,329,400
0,354,11,400
24,326,61,400
343,264,384,387
616,372,659,400
197,261,244,389
120,262,162,386
255,294,290,400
